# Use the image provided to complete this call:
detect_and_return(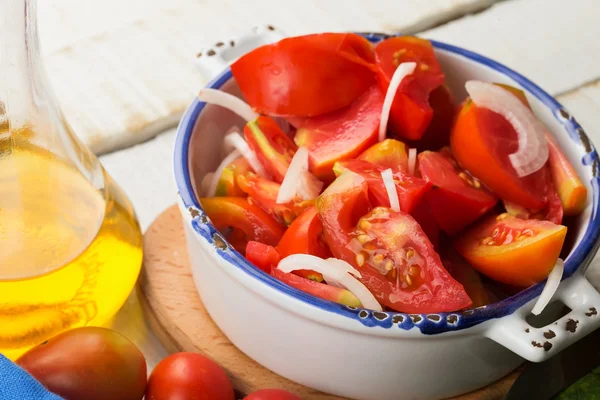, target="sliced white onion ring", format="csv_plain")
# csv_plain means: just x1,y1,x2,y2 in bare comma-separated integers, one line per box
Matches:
276,147,322,204
197,89,259,122
465,81,549,177
206,150,242,198
277,254,382,311
200,172,215,197
381,168,400,212
379,62,417,142
223,132,269,178
408,148,417,176
531,258,564,316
